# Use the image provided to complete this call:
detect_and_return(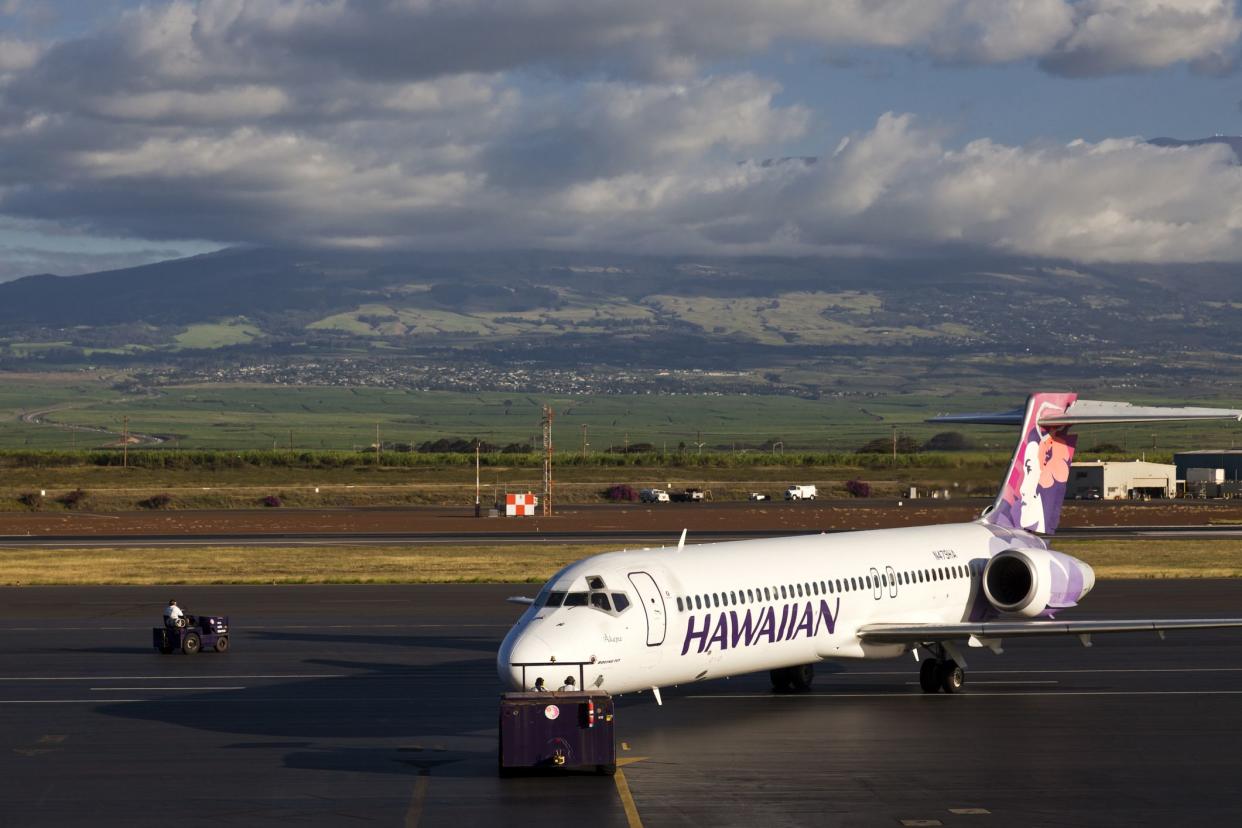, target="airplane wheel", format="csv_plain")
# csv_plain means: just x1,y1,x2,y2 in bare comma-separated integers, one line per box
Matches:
919,658,940,693
938,662,965,694
770,668,793,693
789,664,814,692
